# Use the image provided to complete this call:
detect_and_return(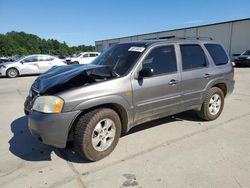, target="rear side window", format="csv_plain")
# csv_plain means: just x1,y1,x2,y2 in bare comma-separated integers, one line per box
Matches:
142,45,177,76
205,44,229,66
180,45,207,70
